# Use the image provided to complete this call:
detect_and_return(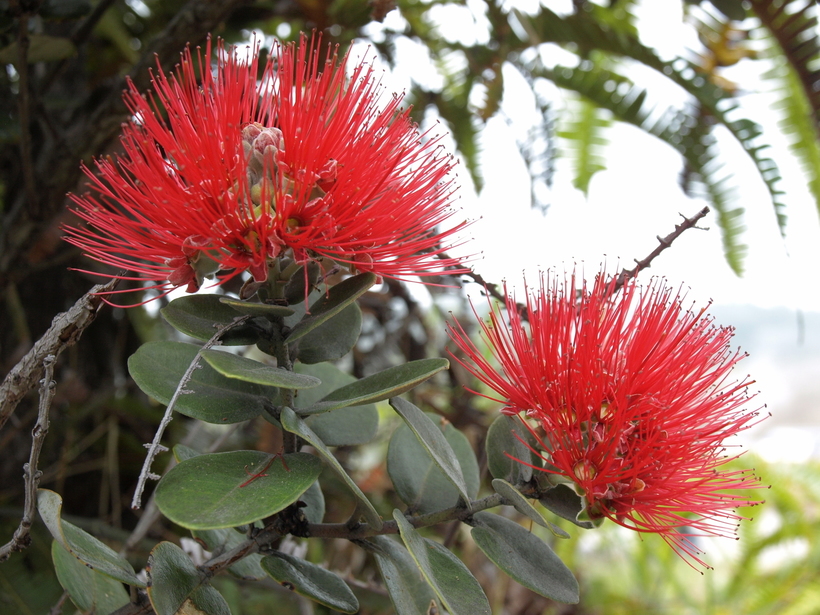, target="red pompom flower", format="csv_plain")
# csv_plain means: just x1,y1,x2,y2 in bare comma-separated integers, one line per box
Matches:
447,271,765,568
64,35,468,298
